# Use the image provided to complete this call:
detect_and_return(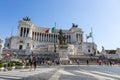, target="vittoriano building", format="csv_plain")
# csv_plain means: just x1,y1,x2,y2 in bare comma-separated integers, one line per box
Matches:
2,18,97,60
